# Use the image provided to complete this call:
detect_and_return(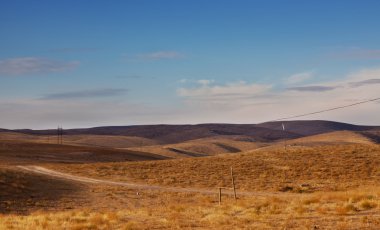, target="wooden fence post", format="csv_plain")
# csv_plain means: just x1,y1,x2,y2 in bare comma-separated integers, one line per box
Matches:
219,187,222,205
231,167,237,200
